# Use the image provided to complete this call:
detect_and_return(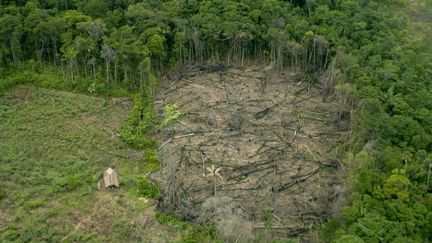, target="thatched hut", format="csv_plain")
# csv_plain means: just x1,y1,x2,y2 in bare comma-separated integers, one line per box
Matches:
97,168,119,190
